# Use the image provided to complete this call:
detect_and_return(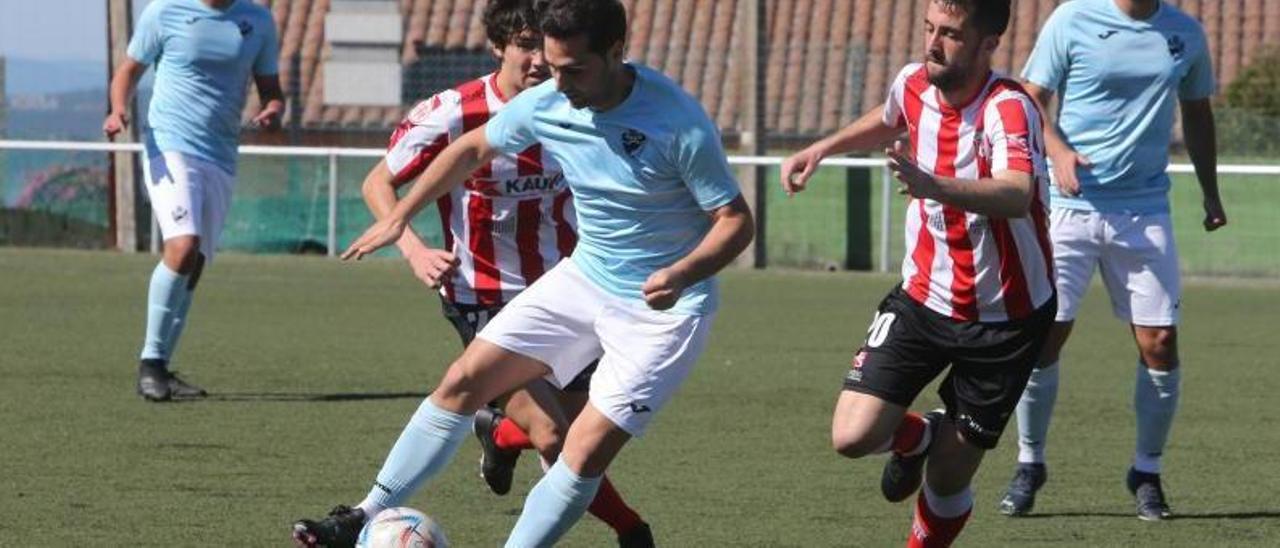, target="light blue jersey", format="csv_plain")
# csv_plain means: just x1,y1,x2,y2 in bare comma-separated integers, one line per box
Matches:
1023,0,1215,214
129,0,279,174
486,64,742,315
